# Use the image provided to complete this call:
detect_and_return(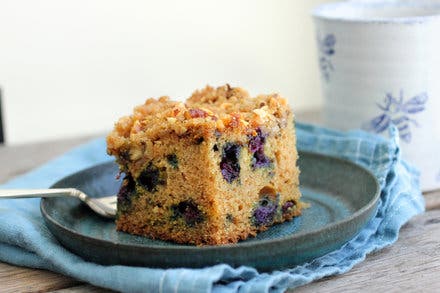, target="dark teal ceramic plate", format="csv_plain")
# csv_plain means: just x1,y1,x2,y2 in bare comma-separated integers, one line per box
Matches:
41,151,380,271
